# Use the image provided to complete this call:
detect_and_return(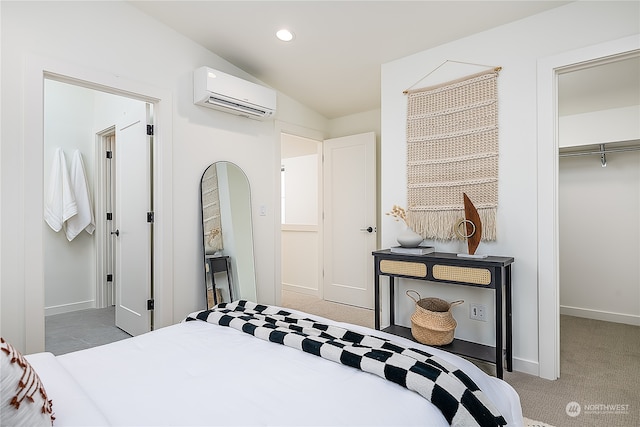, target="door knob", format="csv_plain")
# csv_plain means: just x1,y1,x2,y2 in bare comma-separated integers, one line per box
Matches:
111,229,120,236
360,226,375,233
